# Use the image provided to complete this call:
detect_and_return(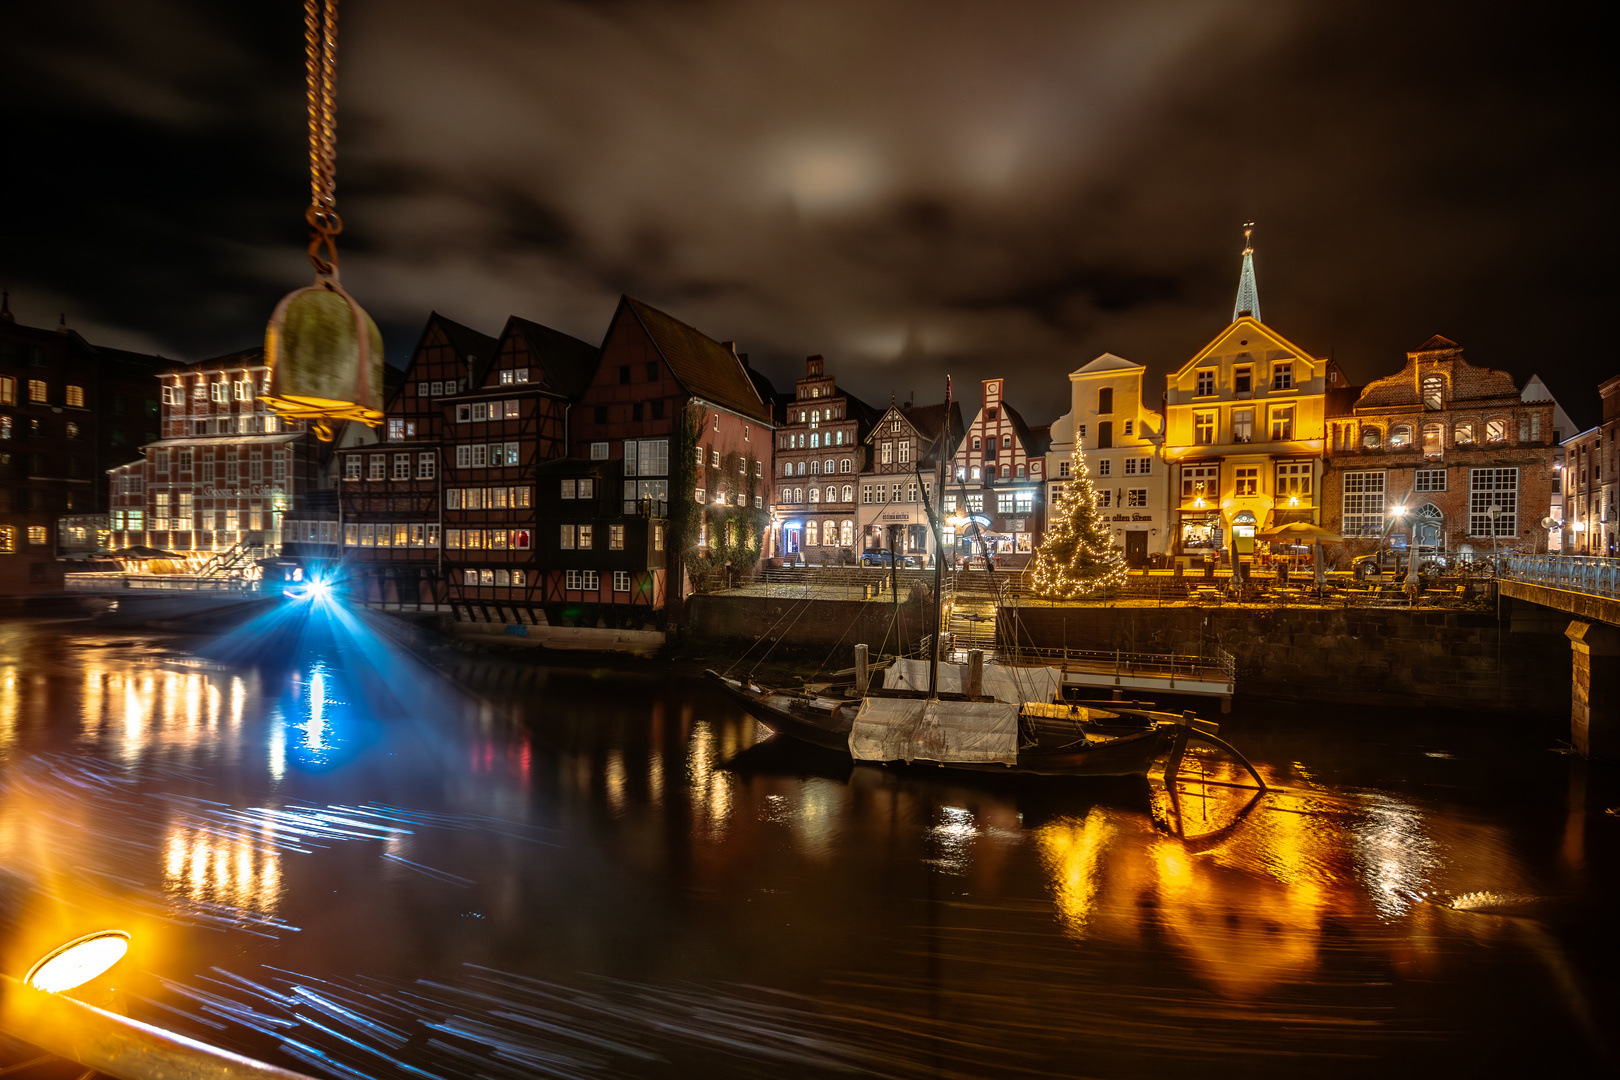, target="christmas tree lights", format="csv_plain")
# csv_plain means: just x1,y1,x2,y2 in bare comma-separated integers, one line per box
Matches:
1030,449,1128,598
